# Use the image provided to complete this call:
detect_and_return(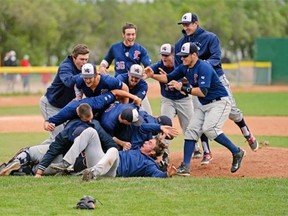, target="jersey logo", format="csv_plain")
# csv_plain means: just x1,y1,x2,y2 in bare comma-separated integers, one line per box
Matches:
133,51,141,60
